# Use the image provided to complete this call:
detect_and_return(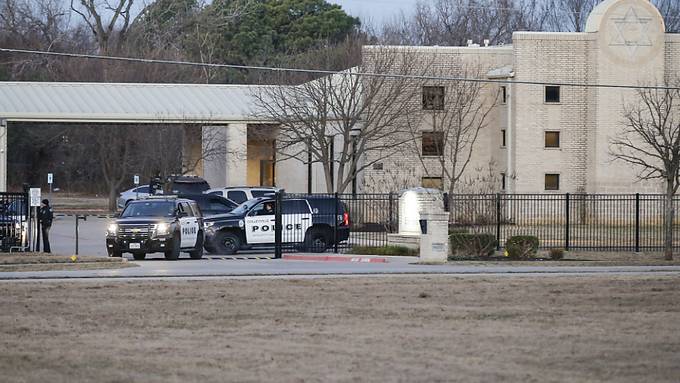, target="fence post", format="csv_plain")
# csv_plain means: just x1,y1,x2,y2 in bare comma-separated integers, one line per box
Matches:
635,193,640,252
274,190,283,259
333,192,339,254
388,192,394,232
565,193,570,251
495,193,501,250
